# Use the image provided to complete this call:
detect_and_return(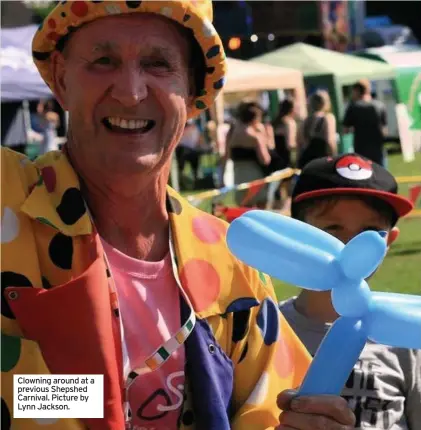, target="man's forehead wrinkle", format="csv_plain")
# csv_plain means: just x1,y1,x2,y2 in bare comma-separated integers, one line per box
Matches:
91,41,118,54
90,39,177,58
147,46,175,58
